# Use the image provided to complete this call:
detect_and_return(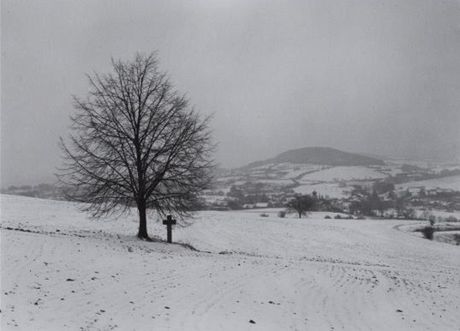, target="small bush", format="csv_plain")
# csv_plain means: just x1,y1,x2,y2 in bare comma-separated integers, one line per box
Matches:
324,215,331,219
334,214,342,219
421,226,434,240
278,210,286,218
260,213,269,218
454,234,460,245
401,208,416,220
